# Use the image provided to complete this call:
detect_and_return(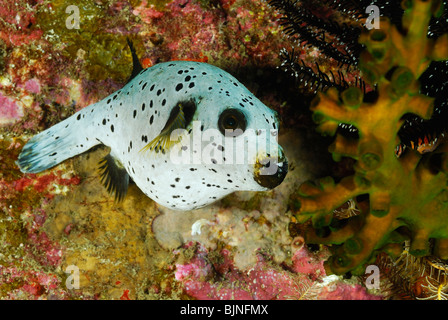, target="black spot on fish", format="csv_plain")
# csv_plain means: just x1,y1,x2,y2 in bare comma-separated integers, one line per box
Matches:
189,82,195,89
77,114,81,120
142,103,146,111
176,83,183,91
133,110,137,118
111,125,114,132
157,89,162,96
102,119,106,125
185,75,191,82
150,84,155,91
142,83,147,90
150,115,154,125
162,99,166,106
